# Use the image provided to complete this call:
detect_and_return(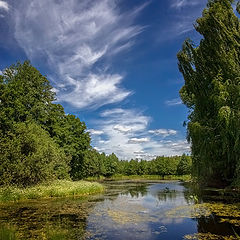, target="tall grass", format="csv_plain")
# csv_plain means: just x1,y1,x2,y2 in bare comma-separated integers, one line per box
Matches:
85,174,191,181
0,180,104,202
